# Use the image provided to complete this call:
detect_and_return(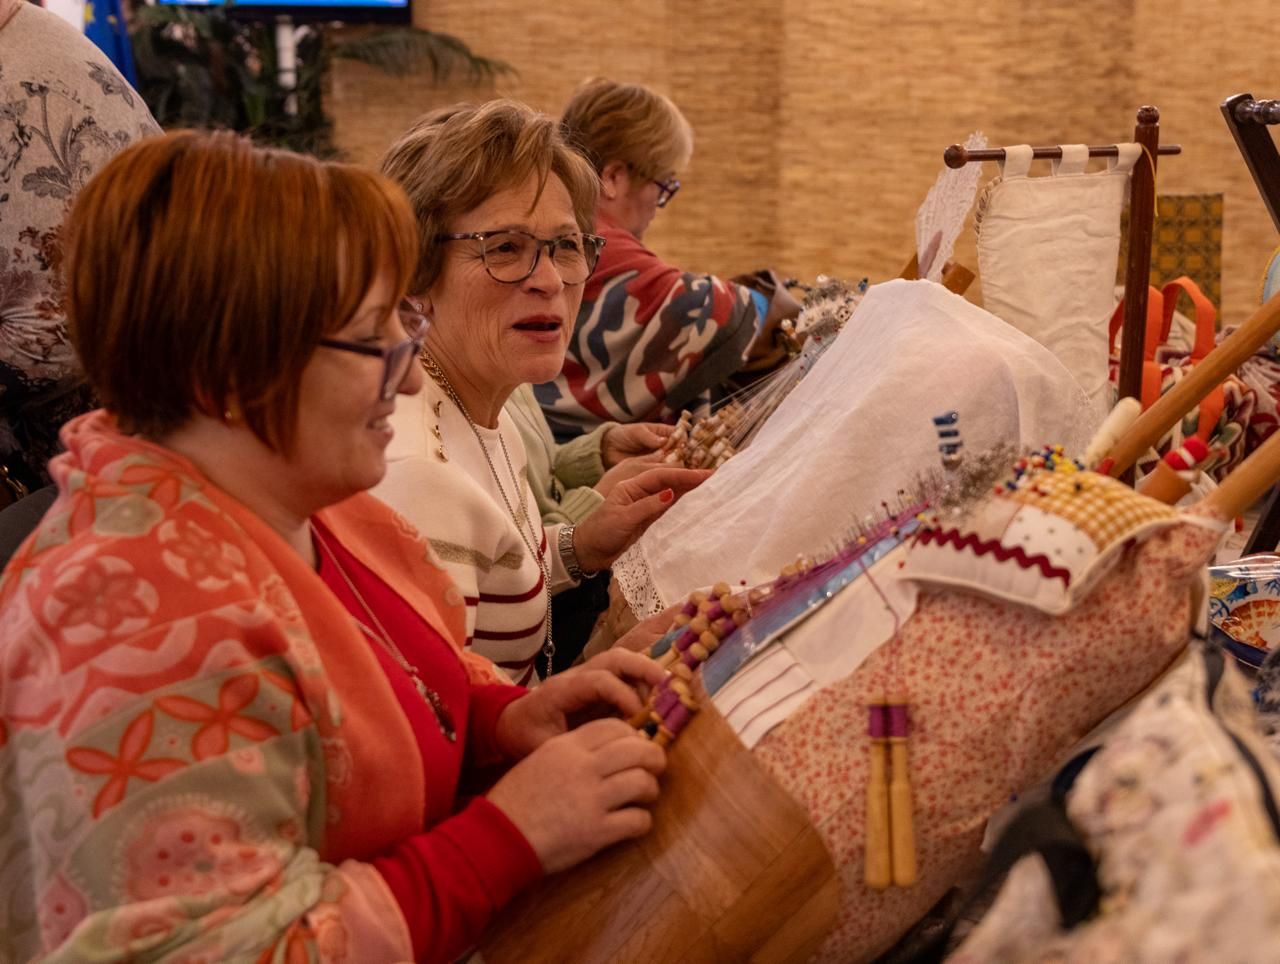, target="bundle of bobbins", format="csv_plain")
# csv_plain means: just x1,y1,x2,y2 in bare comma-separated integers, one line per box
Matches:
629,561,819,746
659,404,745,470
629,582,745,745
